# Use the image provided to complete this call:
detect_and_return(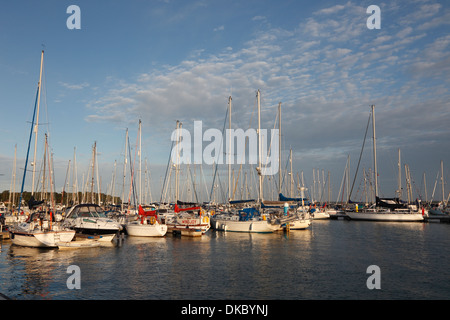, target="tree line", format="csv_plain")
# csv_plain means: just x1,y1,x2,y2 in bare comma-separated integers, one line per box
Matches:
0,190,123,207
